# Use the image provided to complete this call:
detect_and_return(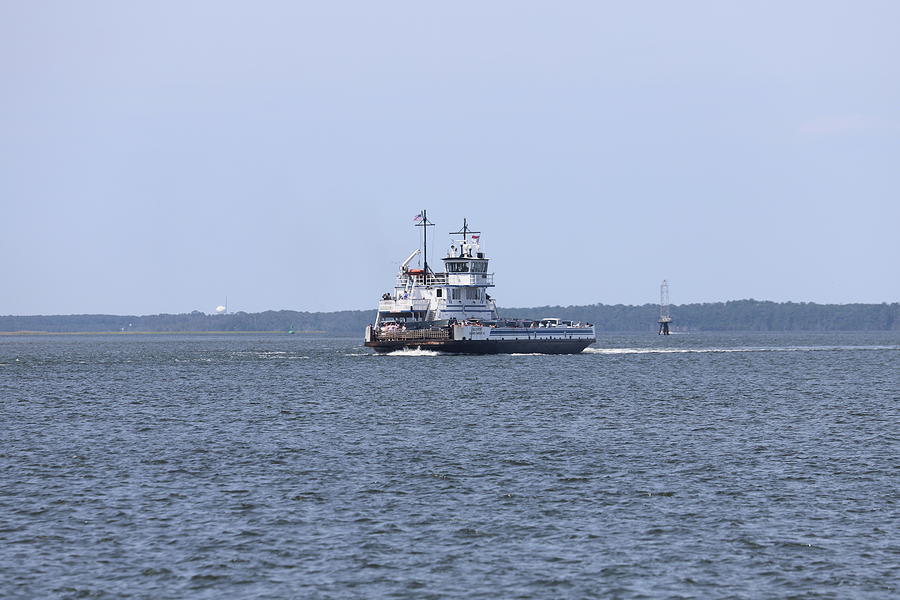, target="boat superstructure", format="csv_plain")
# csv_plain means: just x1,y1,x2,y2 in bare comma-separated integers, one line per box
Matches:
364,213,596,354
